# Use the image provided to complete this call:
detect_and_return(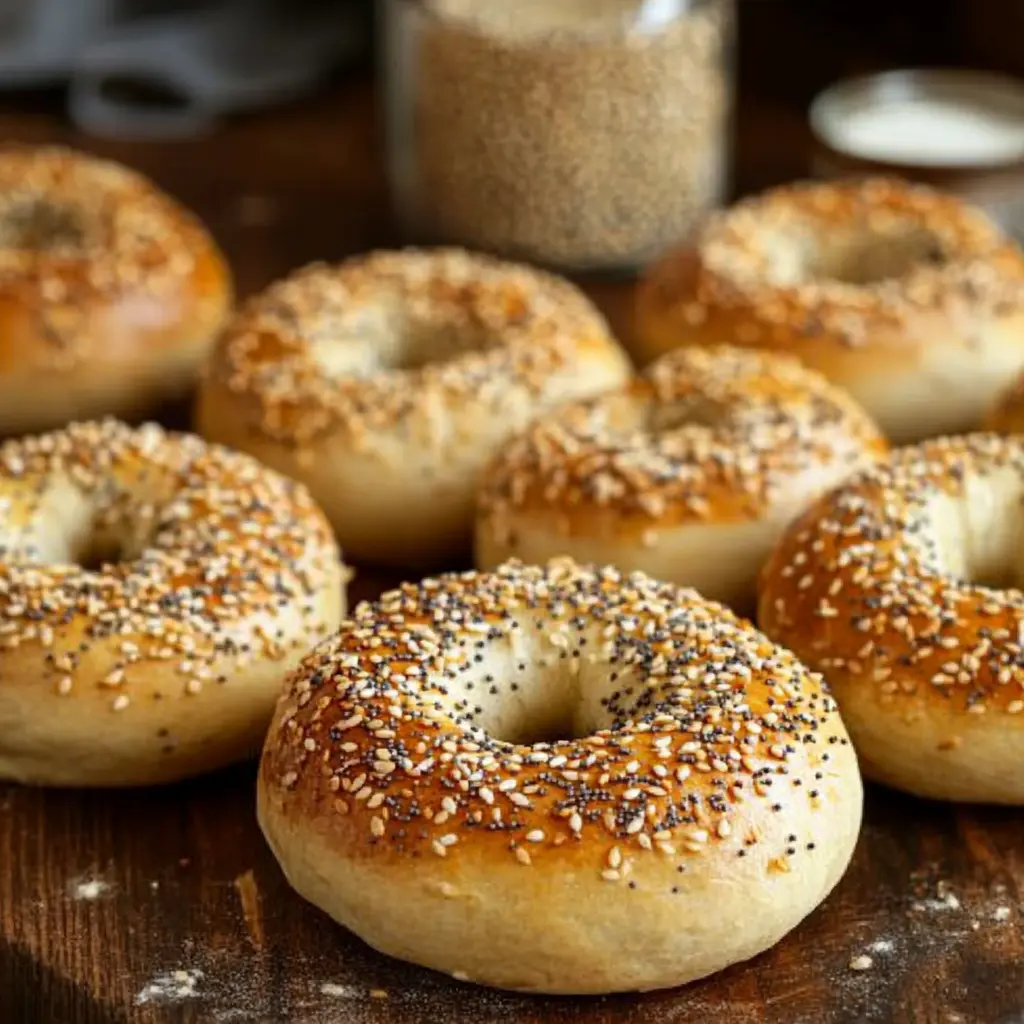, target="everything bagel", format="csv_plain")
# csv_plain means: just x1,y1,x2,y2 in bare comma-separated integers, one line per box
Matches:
0,419,345,787
258,559,862,994
476,346,886,611
759,433,1024,804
